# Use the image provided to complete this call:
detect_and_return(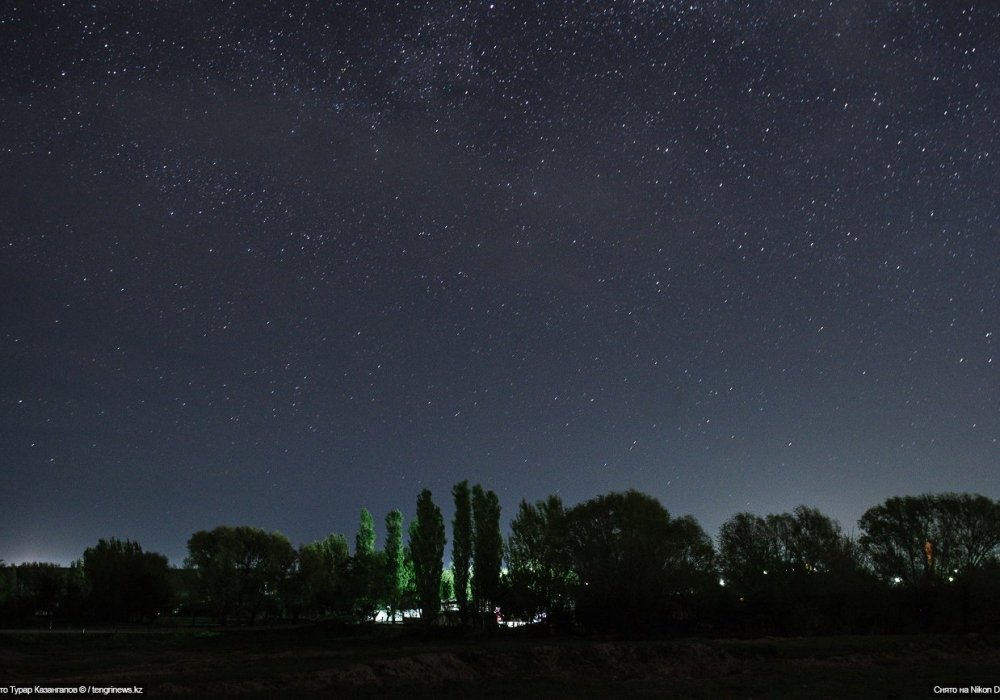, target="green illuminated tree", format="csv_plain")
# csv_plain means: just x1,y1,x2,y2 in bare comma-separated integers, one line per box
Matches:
384,509,405,622
355,508,376,557
352,508,381,620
